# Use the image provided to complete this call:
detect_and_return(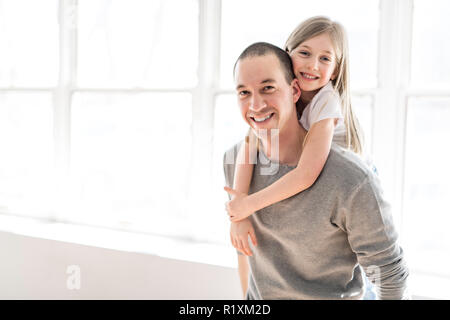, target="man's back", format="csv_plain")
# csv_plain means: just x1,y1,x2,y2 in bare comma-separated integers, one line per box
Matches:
224,143,408,299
